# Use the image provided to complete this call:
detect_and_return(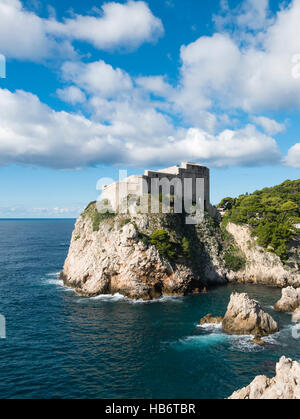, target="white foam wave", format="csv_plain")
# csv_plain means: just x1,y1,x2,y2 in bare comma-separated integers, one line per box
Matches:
129,295,183,304
77,293,184,304
229,335,263,352
43,274,73,292
175,333,228,349
46,271,61,277
45,279,63,286
89,293,126,302
197,323,222,331
263,334,279,345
